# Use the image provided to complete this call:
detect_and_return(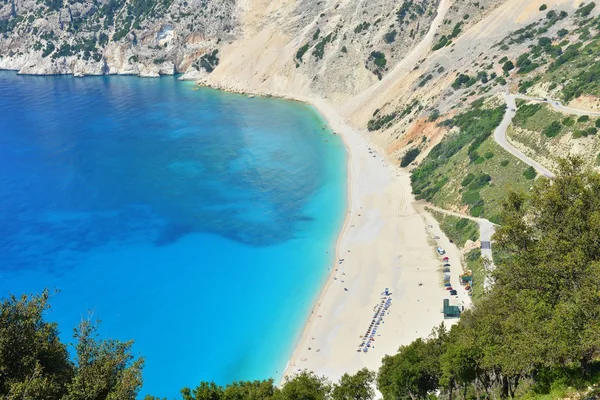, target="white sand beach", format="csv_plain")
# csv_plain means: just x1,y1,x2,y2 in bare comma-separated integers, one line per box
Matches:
281,98,472,381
